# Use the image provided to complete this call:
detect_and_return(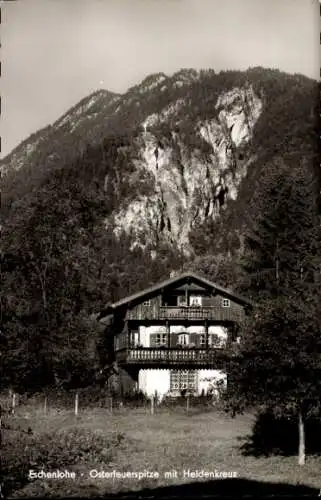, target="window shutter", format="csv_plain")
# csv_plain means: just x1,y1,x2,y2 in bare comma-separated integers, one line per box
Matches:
189,333,197,346
170,333,179,347
195,334,202,347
